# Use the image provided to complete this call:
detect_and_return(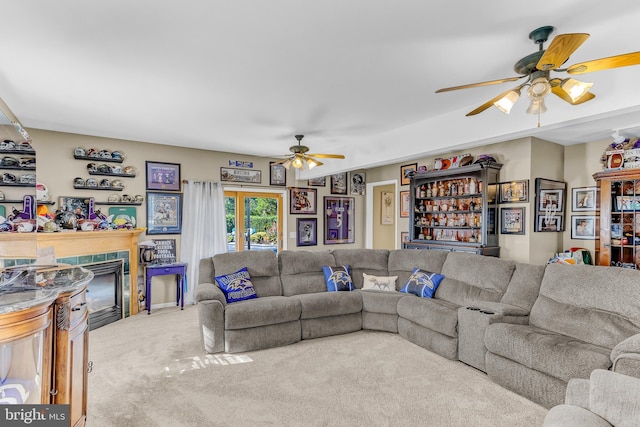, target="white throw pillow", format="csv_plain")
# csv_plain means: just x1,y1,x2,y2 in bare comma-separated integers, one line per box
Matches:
362,272,398,292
